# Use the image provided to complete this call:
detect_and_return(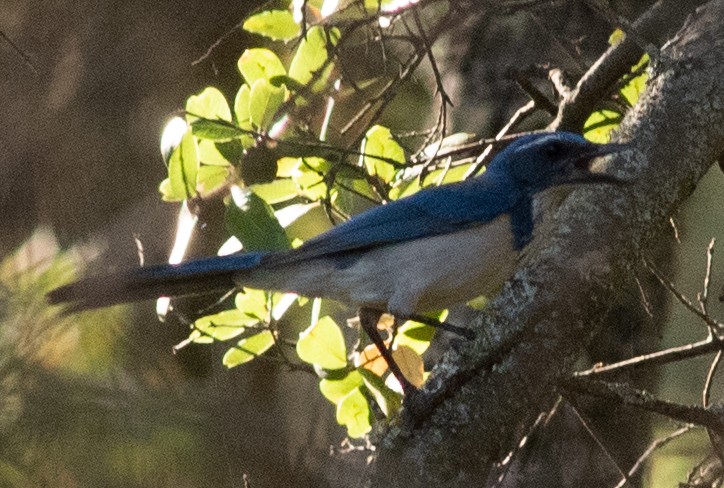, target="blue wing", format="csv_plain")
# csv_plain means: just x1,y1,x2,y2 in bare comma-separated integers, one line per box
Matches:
266,173,519,265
